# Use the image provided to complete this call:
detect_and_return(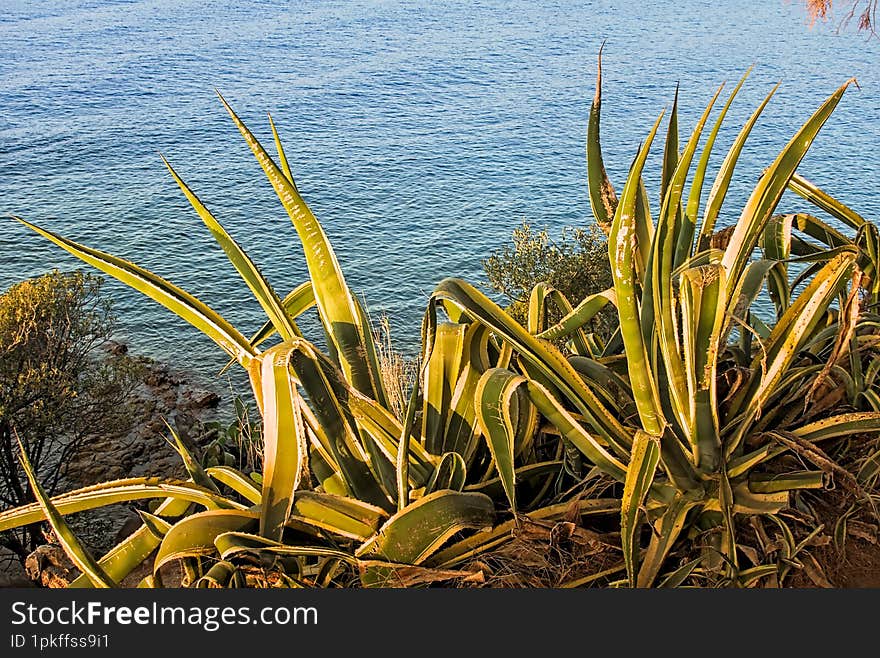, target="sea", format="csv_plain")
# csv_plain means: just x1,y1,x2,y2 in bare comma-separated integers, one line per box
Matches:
1,0,878,389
